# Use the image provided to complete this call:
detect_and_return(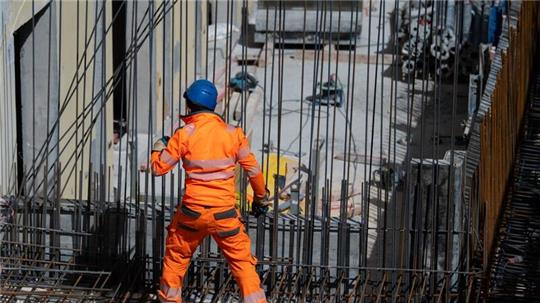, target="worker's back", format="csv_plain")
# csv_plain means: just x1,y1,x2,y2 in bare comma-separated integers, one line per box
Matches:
151,111,265,208
181,112,240,207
